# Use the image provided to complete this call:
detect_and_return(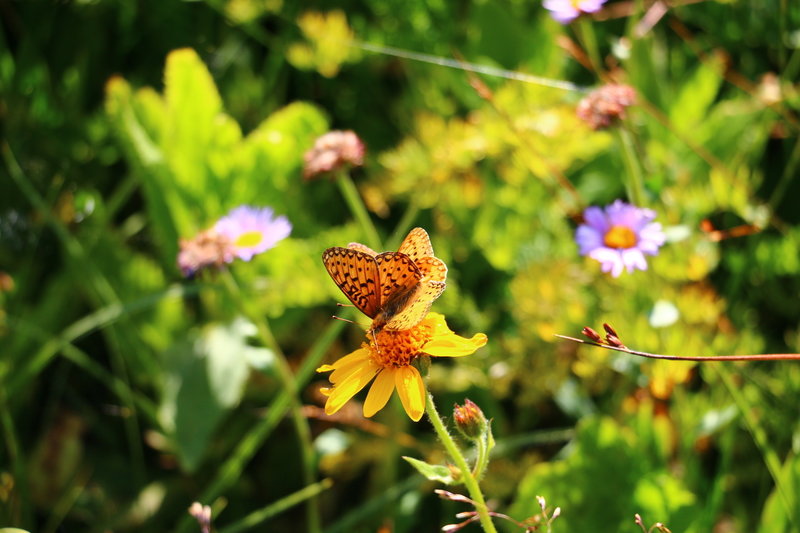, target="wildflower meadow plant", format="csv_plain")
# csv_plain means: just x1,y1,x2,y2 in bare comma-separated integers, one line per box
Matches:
543,0,607,24
303,129,365,179
177,206,291,276
213,206,292,261
318,227,481,421
11,4,800,532
576,84,637,130
177,228,234,277
319,228,504,532
317,313,487,421
575,200,665,277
